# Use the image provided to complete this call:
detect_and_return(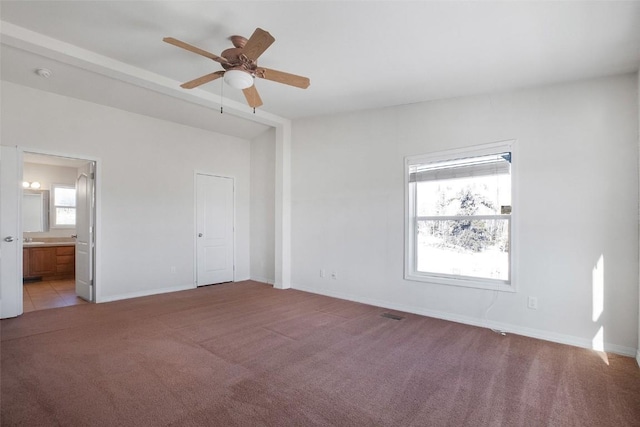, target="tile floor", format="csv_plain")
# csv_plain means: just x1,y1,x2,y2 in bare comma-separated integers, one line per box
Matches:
23,279,88,312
